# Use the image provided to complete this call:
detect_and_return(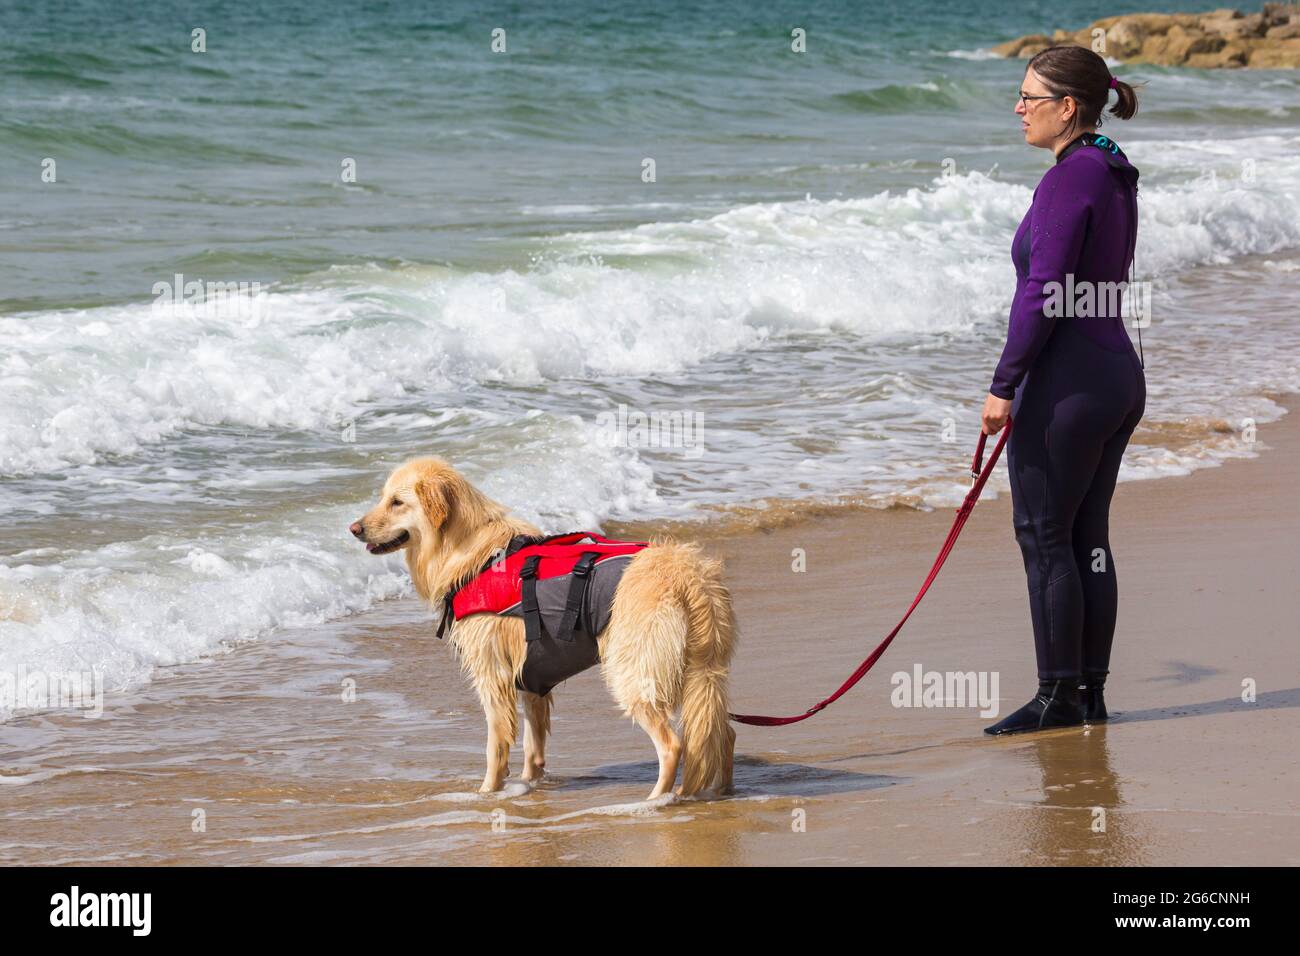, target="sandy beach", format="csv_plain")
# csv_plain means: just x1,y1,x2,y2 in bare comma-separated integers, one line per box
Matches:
2,394,1295,866
705,394,1300,866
